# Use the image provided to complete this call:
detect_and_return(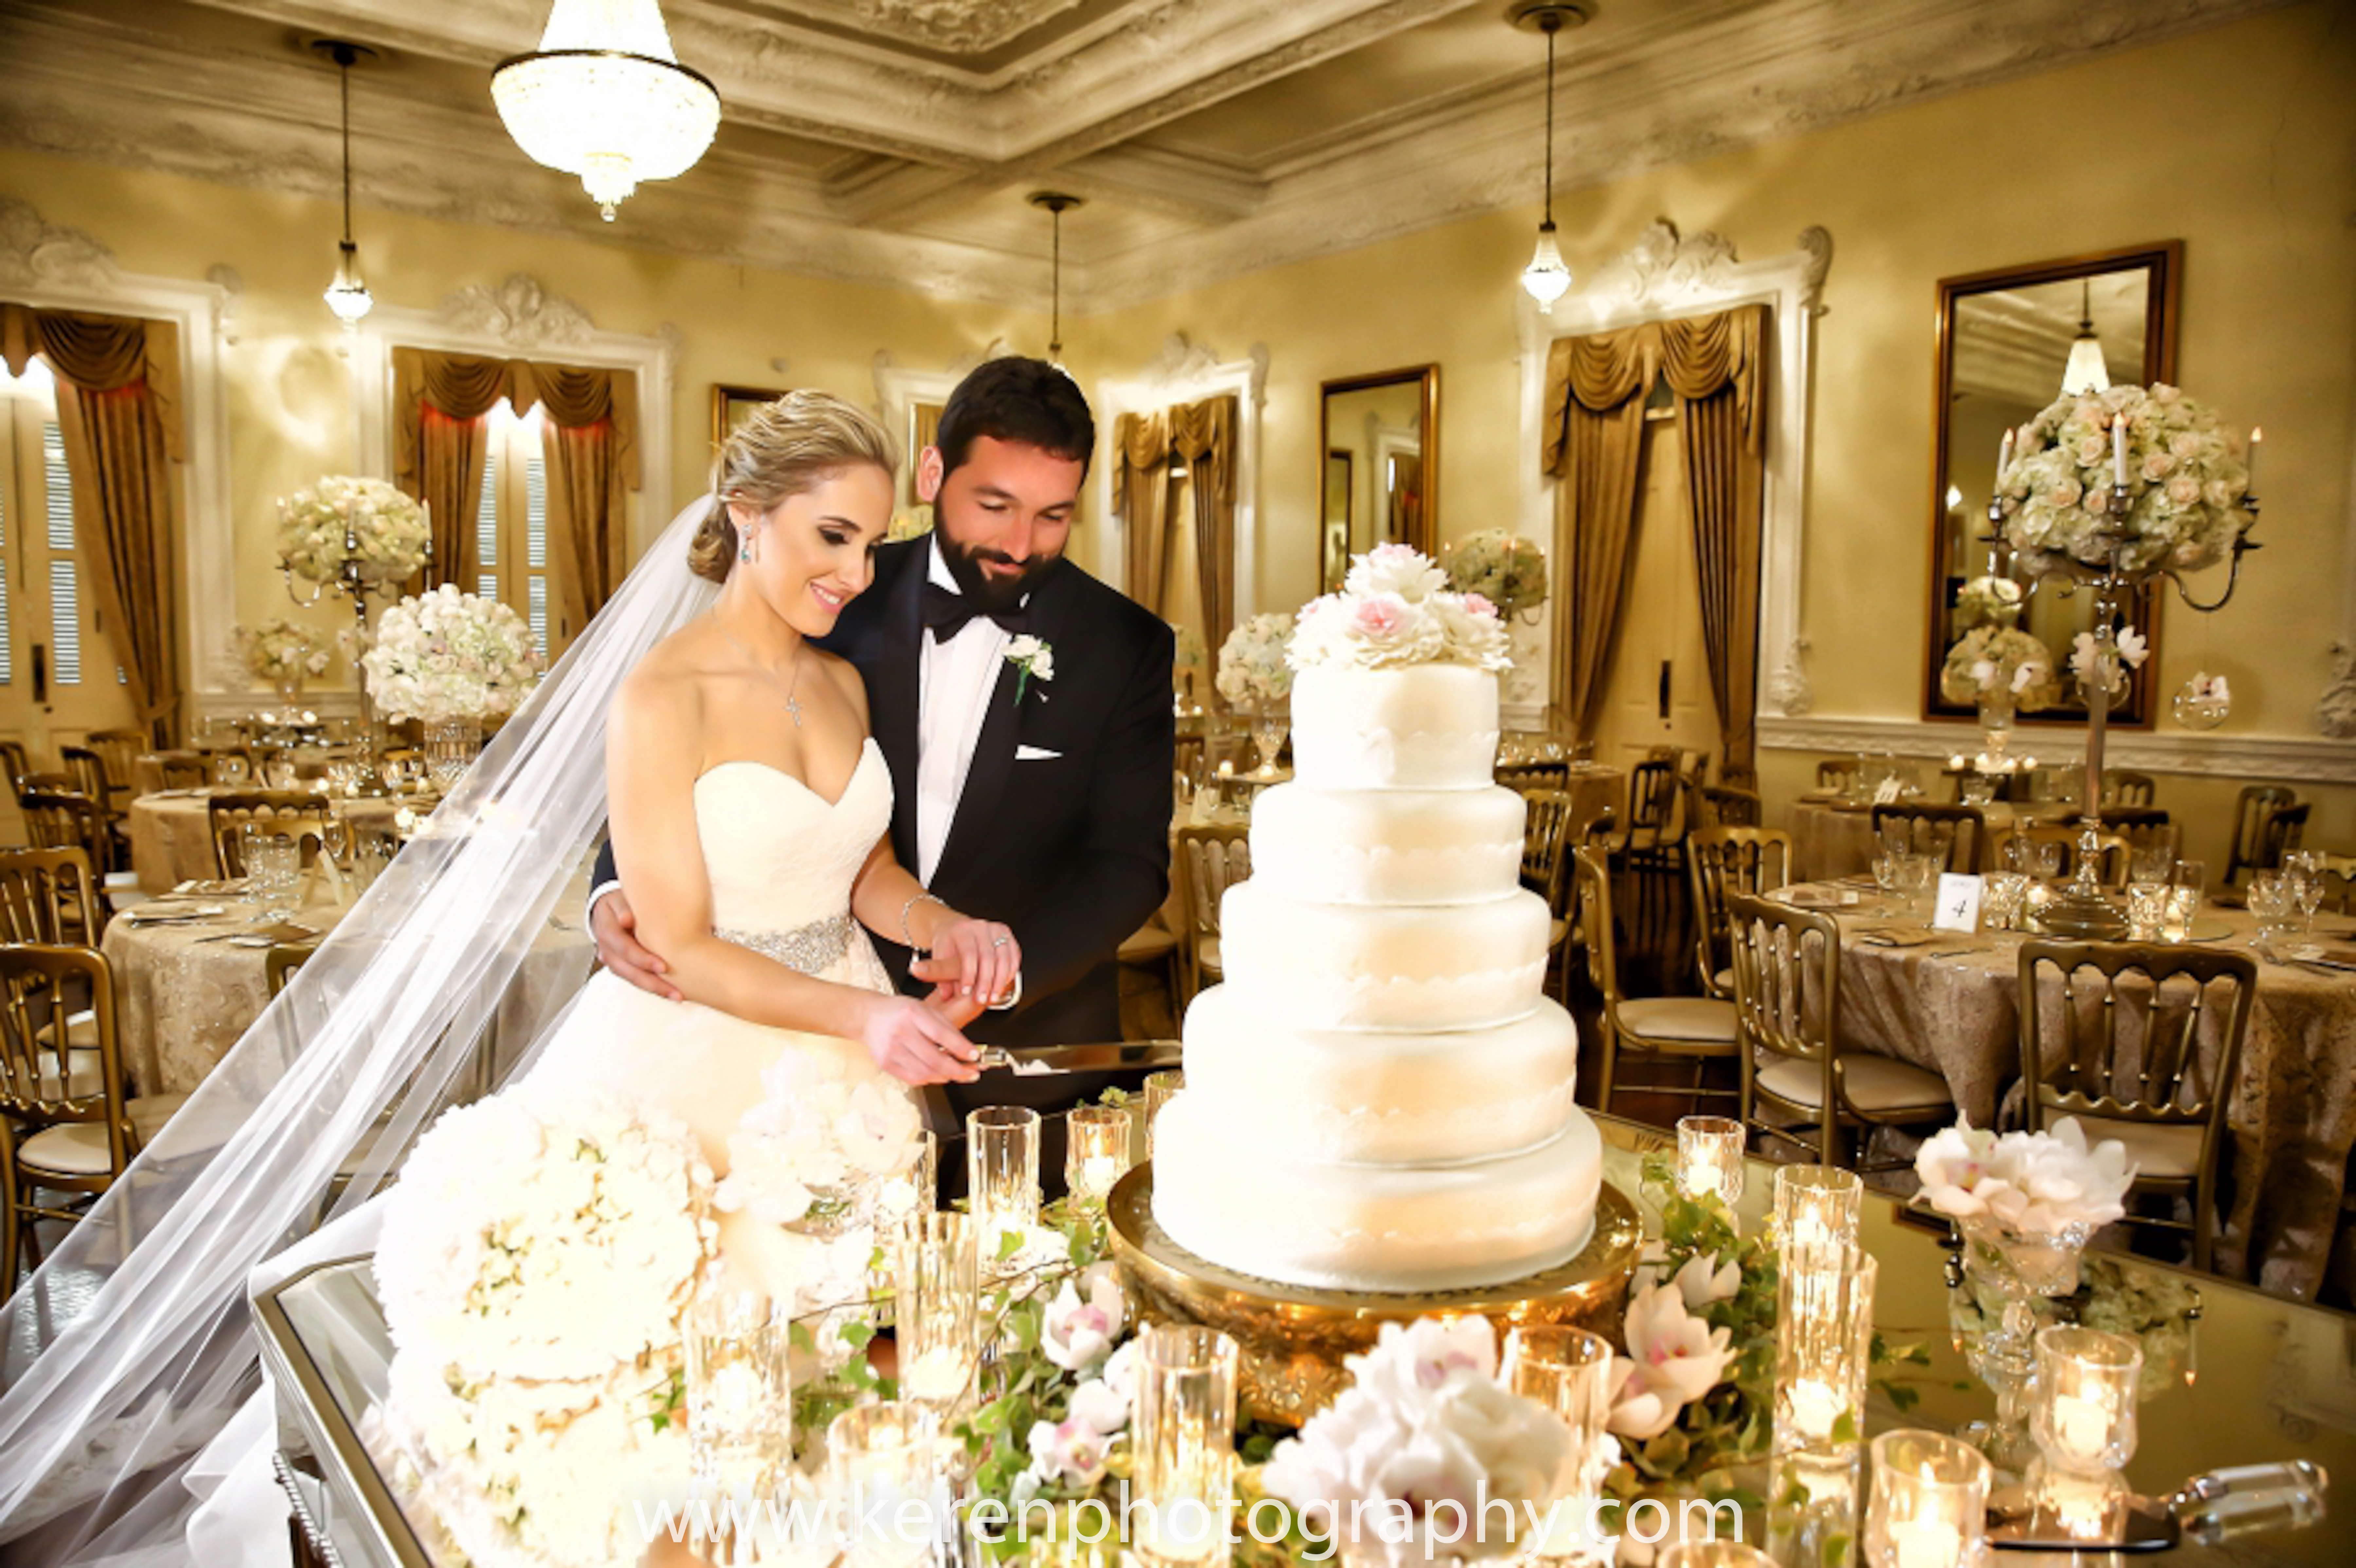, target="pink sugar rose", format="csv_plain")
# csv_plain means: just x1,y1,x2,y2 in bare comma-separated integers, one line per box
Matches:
1461,592,1499,619
1353,593,1410,638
